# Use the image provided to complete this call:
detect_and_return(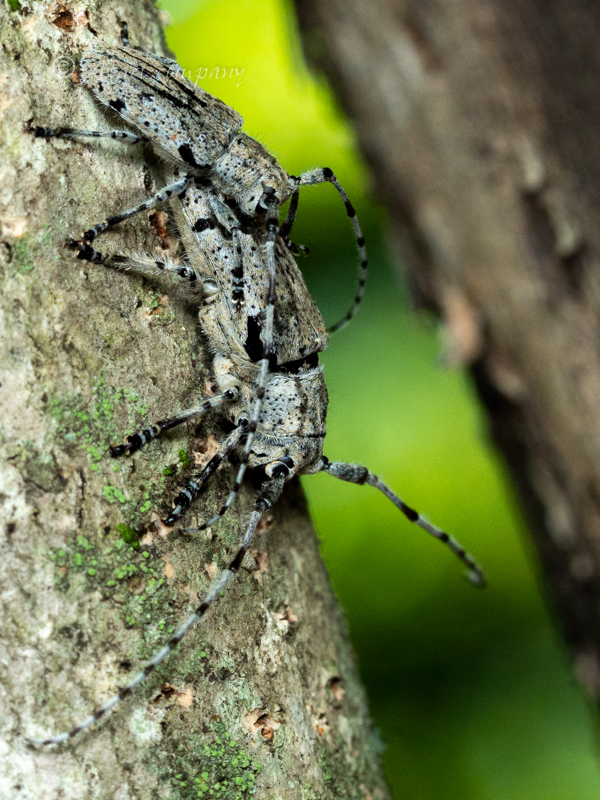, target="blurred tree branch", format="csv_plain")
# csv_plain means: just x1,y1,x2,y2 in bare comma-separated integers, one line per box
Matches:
0,2,390,797
294,0,600,707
